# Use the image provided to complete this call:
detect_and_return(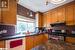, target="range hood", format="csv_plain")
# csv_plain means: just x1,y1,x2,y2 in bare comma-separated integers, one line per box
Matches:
50,22,66,27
